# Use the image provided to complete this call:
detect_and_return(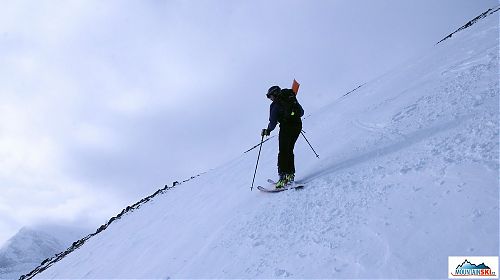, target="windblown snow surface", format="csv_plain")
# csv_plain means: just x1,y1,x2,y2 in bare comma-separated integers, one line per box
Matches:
32,8,498,279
